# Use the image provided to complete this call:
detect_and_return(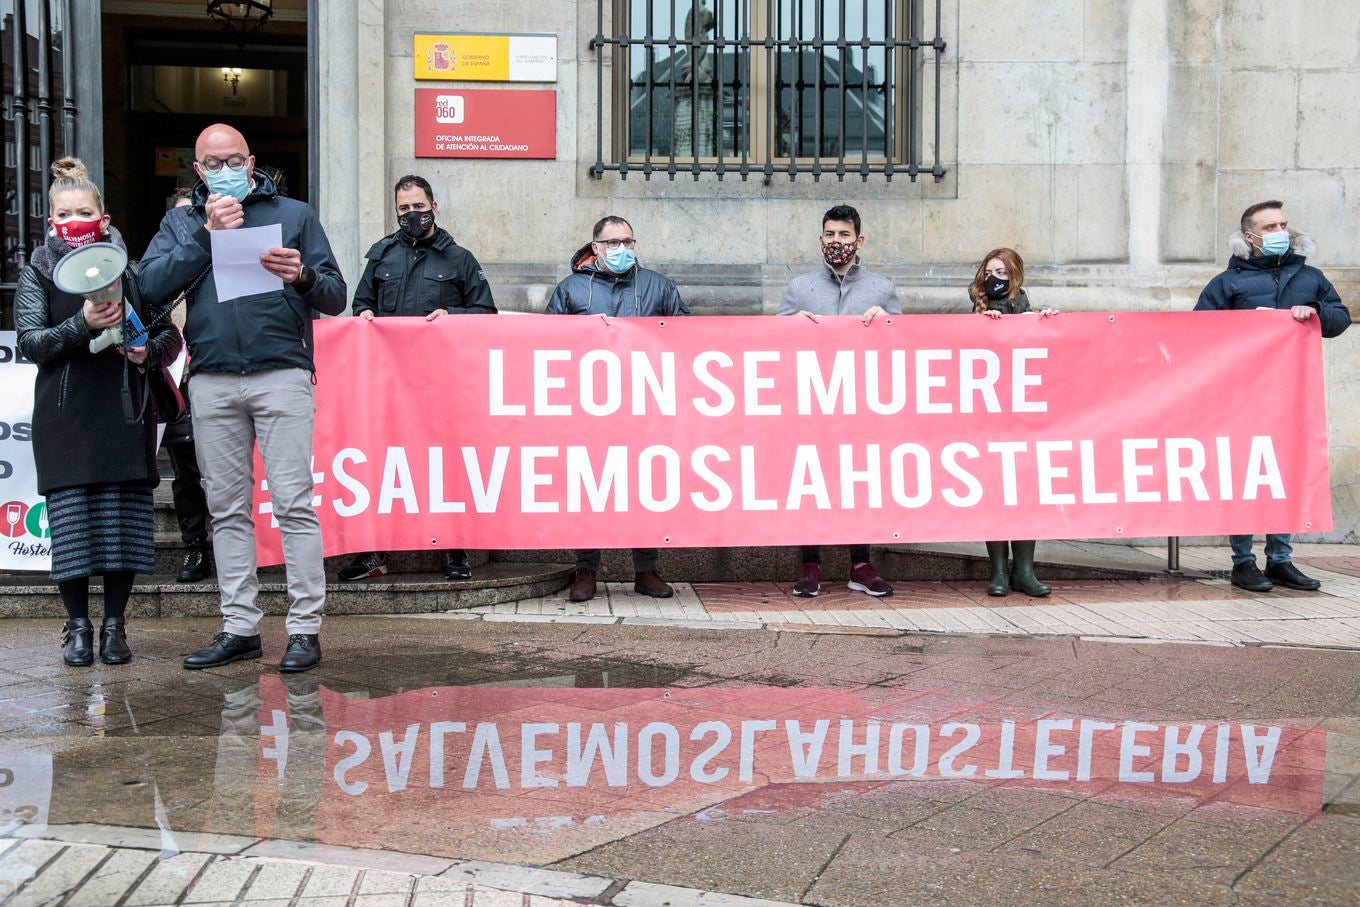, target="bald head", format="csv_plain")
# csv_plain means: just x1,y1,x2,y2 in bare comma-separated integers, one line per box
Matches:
193,123,255,192
195,124,250,159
